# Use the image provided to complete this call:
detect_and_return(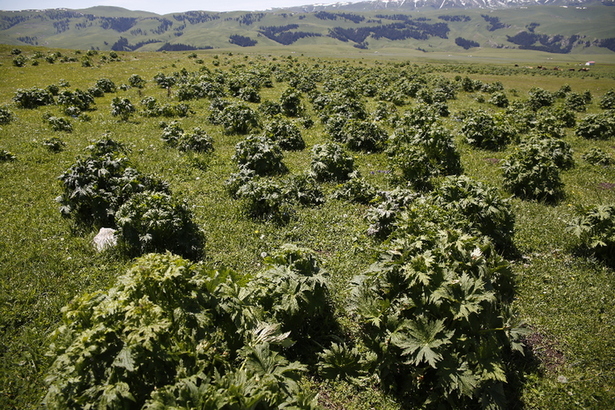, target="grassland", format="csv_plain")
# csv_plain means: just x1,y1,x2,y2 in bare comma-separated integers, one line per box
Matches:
0,44,614,409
